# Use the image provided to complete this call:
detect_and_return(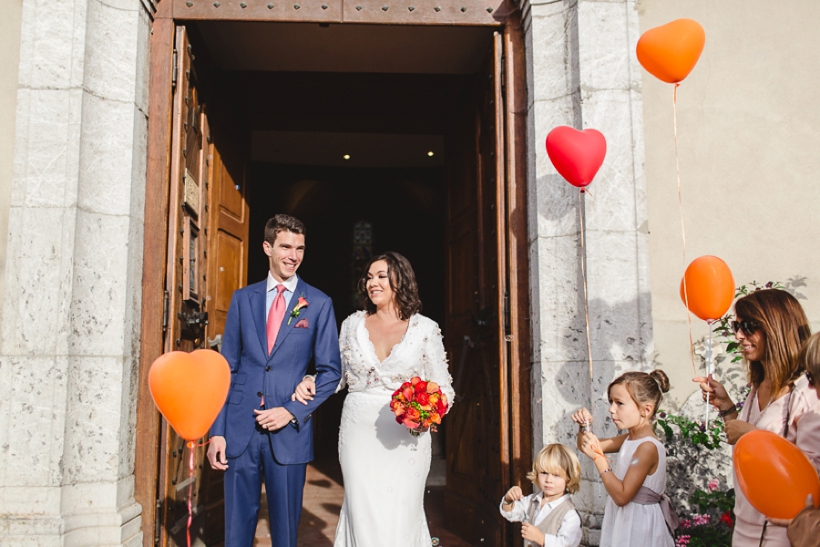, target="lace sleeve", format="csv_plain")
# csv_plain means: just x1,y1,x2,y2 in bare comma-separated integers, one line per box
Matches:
425,321,455,412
